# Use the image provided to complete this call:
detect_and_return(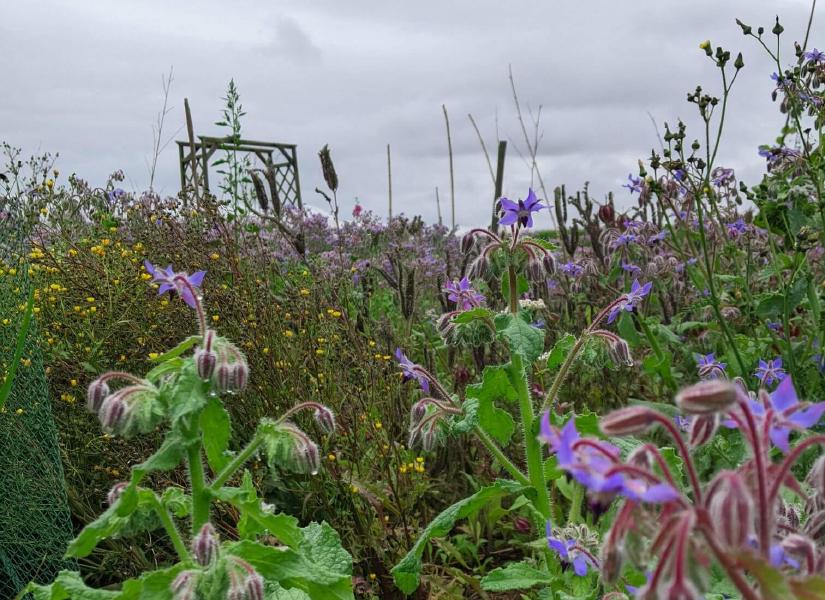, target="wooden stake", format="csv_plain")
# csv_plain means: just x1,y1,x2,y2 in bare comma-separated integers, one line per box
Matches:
184,98,199,205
